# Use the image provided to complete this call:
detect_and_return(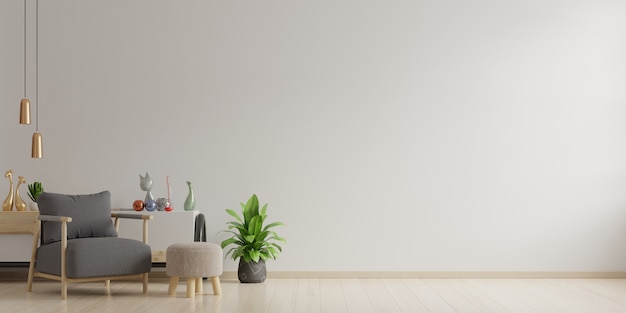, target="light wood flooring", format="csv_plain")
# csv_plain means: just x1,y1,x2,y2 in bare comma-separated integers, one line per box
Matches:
2,277,626,312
